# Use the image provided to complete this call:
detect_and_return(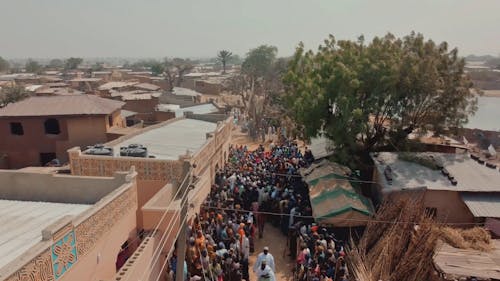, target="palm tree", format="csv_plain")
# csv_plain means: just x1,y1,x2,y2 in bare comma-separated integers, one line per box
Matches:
217,50,233,74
